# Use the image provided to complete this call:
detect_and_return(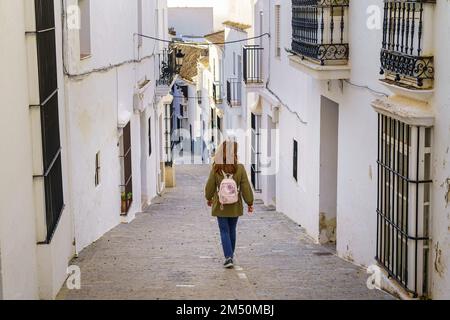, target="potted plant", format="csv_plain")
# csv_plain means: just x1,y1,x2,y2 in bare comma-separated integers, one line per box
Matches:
121,192,127,213
127,192,133,209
